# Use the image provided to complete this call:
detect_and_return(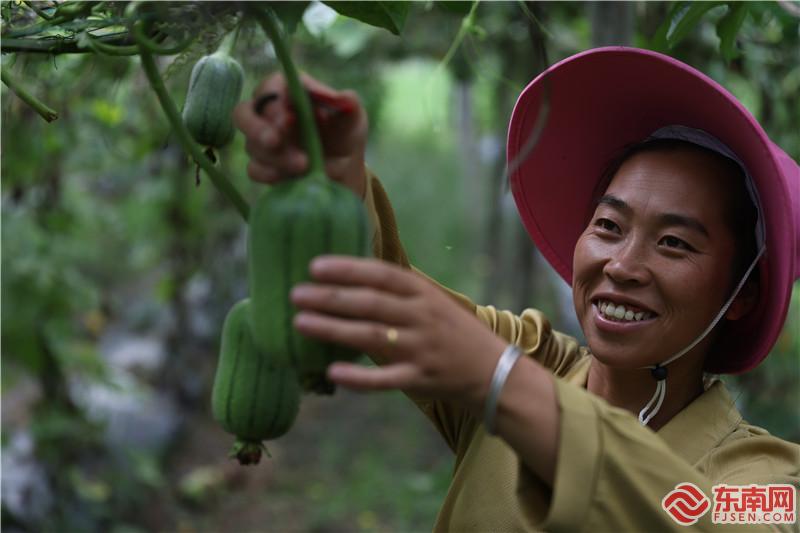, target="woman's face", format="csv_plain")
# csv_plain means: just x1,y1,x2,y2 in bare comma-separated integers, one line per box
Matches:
572,148,740,369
